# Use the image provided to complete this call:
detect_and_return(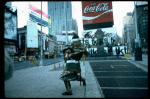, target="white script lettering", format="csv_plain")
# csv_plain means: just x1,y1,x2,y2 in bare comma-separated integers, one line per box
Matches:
84,3,109,14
